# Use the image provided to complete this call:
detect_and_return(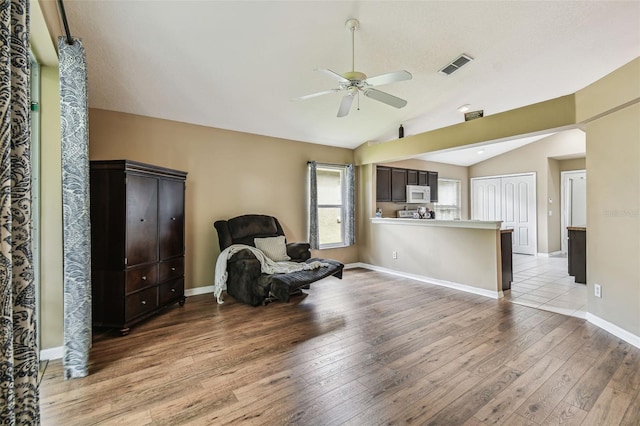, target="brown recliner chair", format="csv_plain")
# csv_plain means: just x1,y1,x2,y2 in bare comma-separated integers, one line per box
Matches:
214,214,344,306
